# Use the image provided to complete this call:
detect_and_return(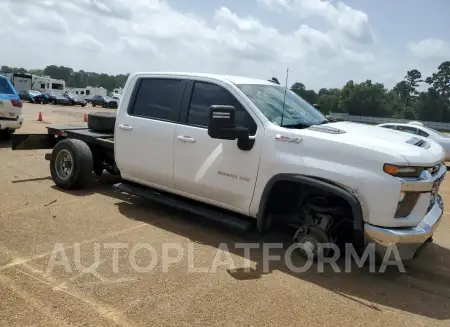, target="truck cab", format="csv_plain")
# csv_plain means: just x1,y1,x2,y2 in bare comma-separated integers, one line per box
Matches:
112,72,446,260
12,72,447,262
